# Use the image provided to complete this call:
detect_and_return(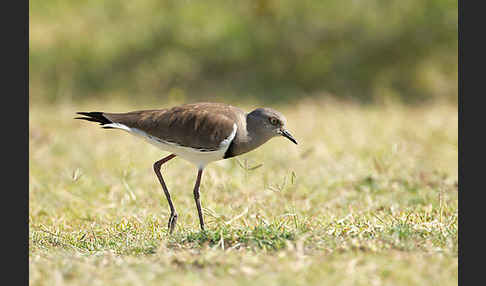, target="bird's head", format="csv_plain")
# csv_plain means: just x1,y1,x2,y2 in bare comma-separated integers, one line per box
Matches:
247,108,298,145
